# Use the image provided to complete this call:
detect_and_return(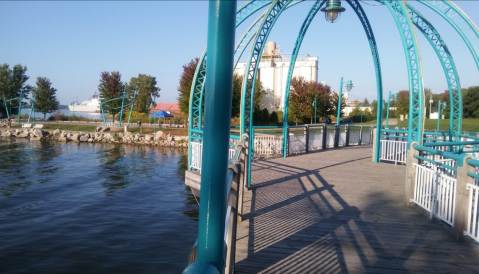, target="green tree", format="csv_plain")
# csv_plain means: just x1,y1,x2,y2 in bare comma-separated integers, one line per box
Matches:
440,90,451,118
363,97,370,106
231,73,243,119
0,64,32,117
462,86,479,118
397,90,409,116
177,58,199,115
98,71,125,121
127,74,160,114
32,77,60,120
